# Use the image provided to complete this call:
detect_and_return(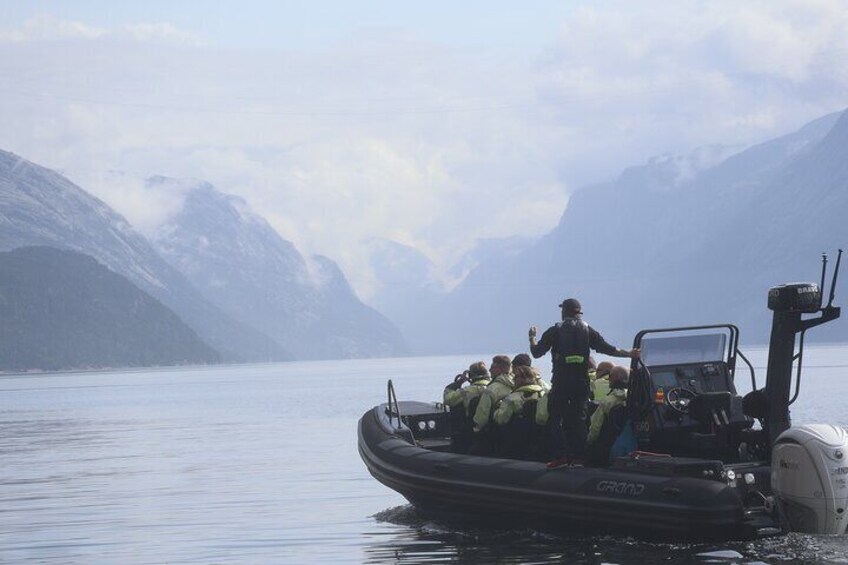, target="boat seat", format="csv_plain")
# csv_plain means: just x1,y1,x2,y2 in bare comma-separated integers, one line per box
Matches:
587,403,628,467
497,399,542,460
521,398,539,420
742,389,768,420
